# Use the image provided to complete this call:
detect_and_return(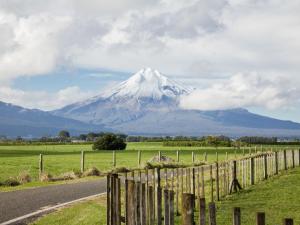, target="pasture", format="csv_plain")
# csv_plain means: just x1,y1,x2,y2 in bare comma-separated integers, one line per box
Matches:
0,142,241,182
